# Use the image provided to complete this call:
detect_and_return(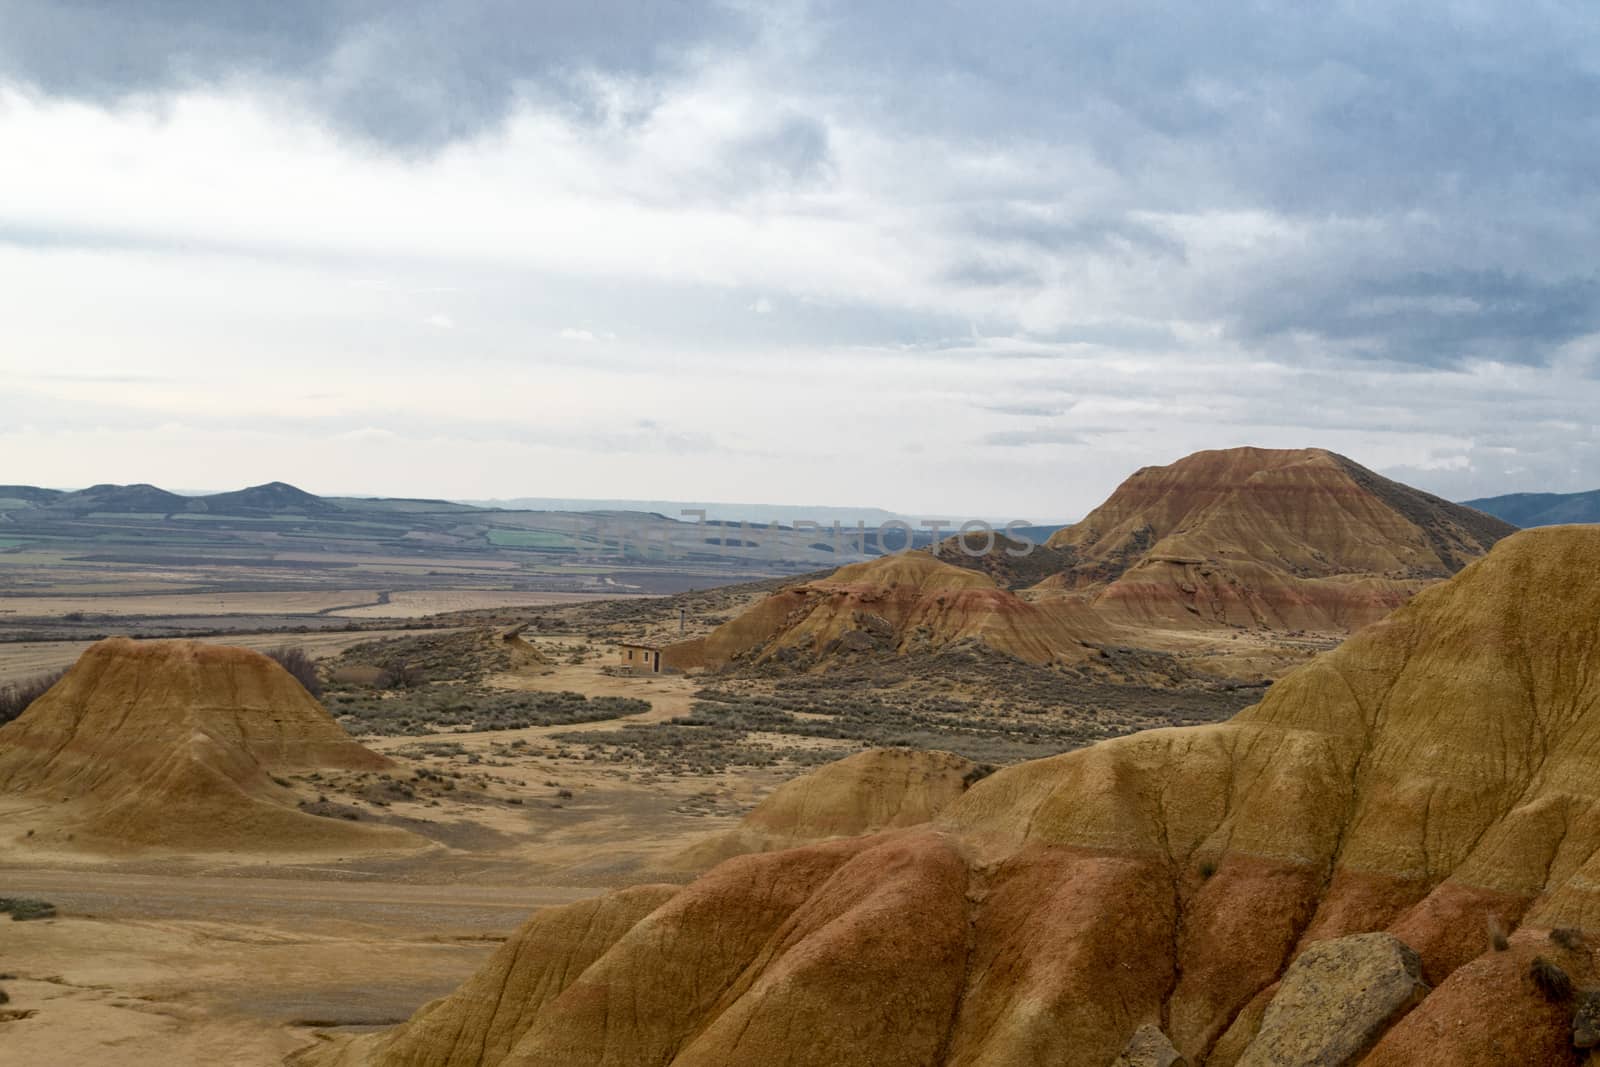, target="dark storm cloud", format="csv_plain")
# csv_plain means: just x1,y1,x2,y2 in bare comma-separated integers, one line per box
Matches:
802,2,1600,367
811,2,1600,210
1228,269,1600,367
0,0,750,147
5,1,1599,375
